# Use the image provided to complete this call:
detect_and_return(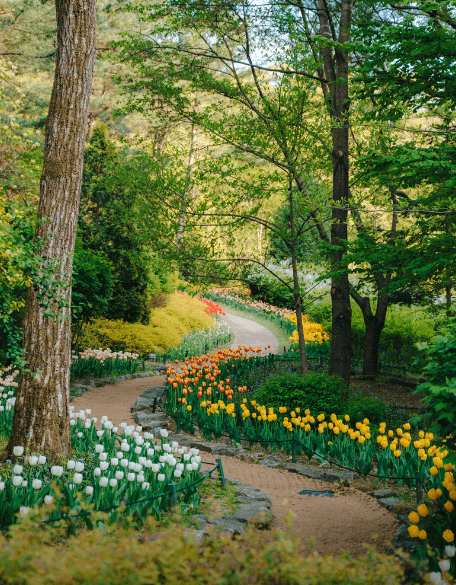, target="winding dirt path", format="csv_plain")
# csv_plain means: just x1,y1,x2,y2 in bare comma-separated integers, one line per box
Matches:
72,309,398,556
